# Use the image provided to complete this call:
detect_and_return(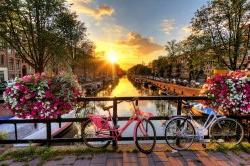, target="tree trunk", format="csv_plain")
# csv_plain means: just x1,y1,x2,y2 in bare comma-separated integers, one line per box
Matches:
34,62,45,73
71,64,75,74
